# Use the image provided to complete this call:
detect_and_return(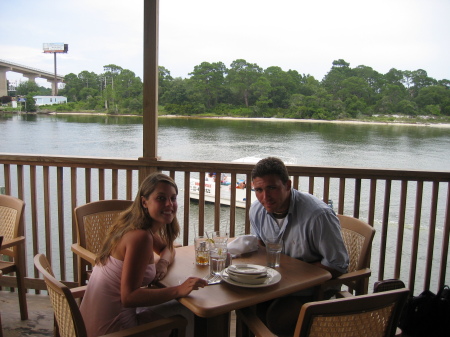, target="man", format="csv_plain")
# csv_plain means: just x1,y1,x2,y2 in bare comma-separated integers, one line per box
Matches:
250,157,349,336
